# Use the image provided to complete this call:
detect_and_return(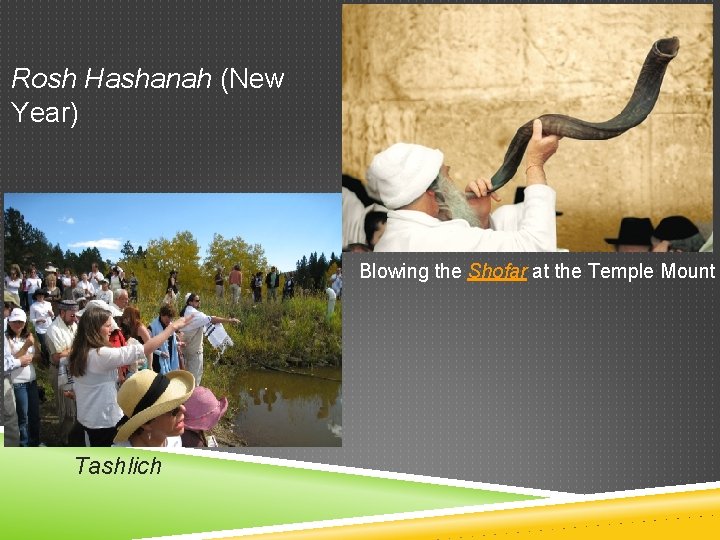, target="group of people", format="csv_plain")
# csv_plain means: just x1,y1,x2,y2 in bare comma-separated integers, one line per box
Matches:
208,264,299,304
342,119,712,253
605,215,712,253
3,261,238,447
4,262,140,313
248,266,296,303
